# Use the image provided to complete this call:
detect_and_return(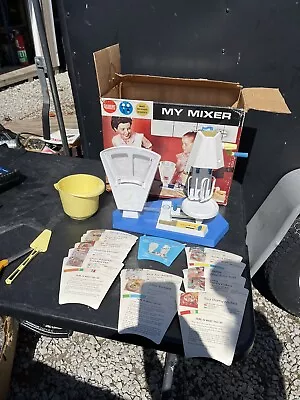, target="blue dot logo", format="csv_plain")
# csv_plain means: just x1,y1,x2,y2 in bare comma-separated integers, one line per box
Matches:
202,126,214,131
119,101,133,115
